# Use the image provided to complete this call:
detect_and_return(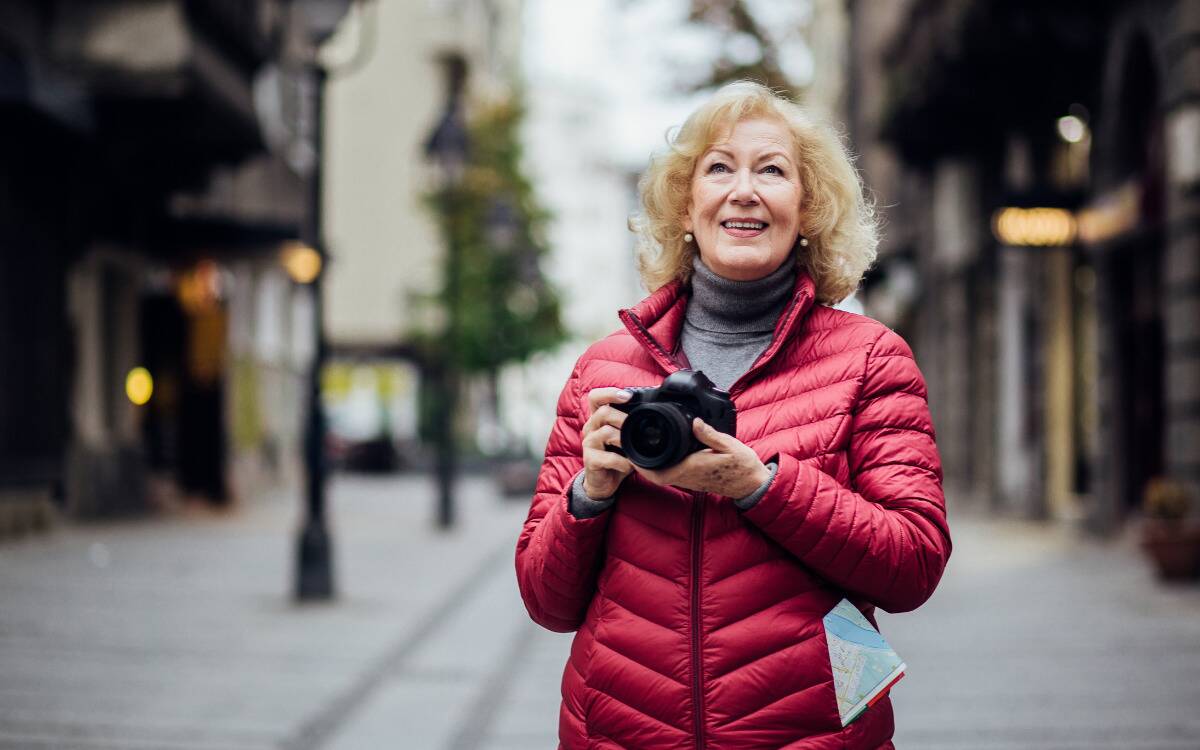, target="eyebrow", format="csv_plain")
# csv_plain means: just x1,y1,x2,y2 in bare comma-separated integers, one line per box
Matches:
704,147,794,164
